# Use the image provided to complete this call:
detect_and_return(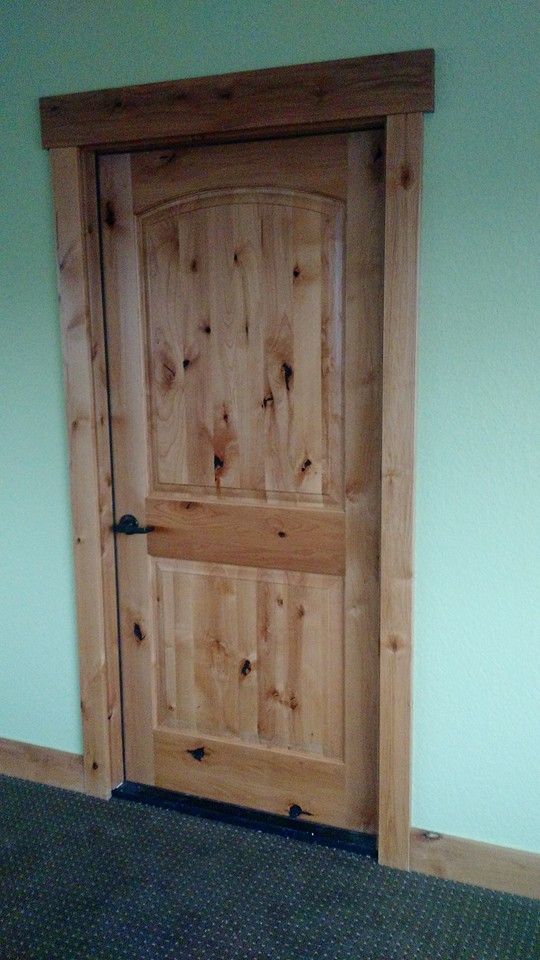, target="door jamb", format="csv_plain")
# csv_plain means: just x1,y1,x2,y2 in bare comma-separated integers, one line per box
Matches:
44,50,432,871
